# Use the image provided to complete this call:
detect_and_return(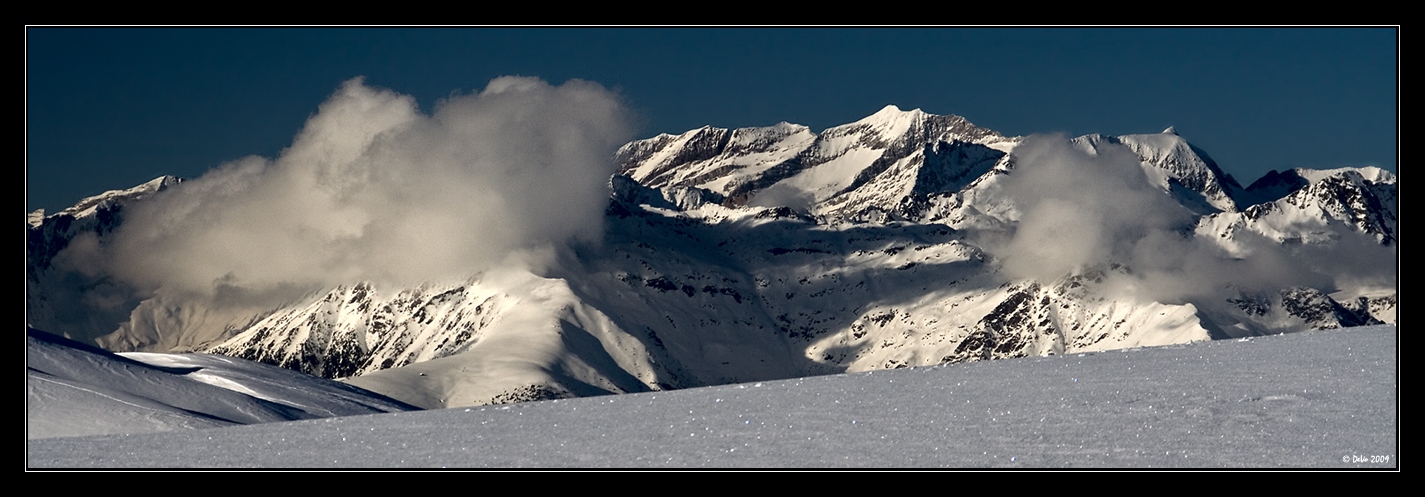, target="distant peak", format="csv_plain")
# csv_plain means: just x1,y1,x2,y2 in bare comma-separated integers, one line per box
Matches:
1162,126,1178,135
866,105,927,119
857,105,931,128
